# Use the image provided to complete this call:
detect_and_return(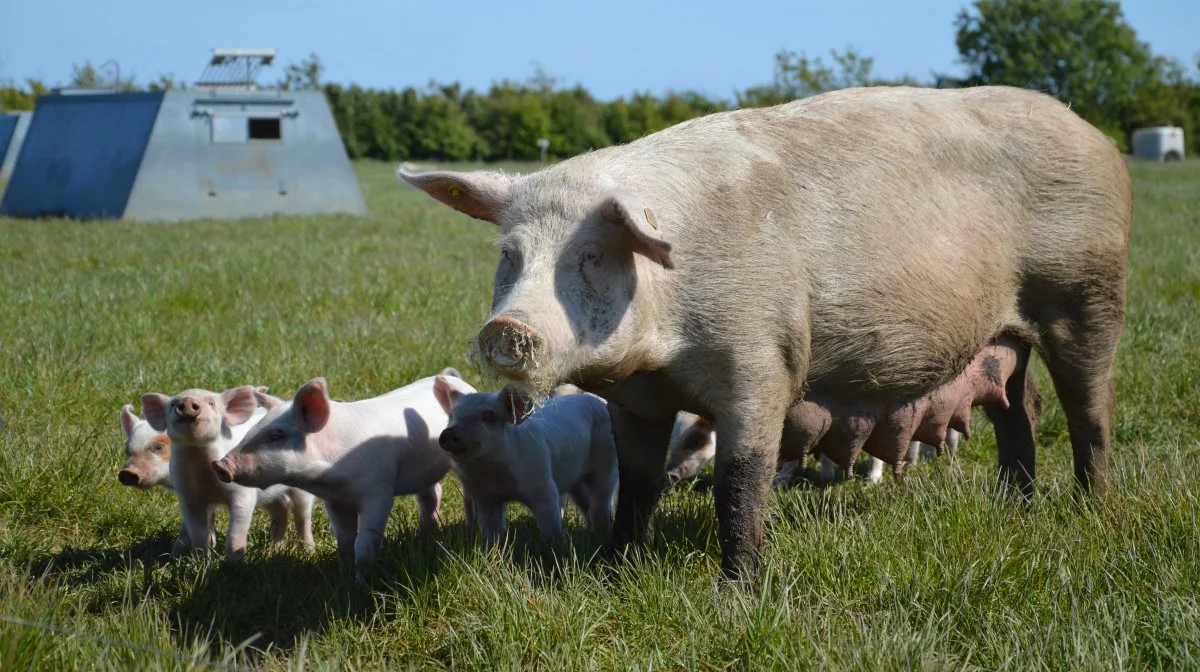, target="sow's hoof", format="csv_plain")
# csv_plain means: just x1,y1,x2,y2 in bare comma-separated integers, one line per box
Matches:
781,335,1029,469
